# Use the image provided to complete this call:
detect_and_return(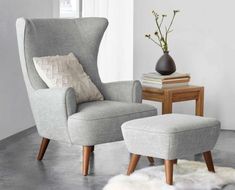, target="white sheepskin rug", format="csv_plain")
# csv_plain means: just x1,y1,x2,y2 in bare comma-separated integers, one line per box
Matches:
103,160,235,190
